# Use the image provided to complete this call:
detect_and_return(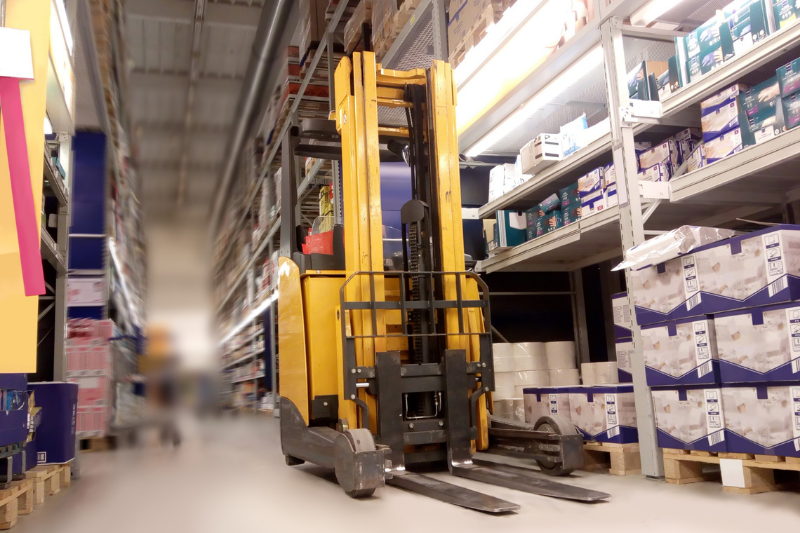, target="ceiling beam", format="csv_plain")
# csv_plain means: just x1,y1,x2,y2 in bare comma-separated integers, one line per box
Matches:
130,70,243,91
127,0,260,28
